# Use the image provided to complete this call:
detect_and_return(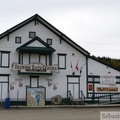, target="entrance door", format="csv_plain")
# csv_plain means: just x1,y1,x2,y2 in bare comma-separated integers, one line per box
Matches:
0,83,8,107
68,83,79,99
67,76,80,99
